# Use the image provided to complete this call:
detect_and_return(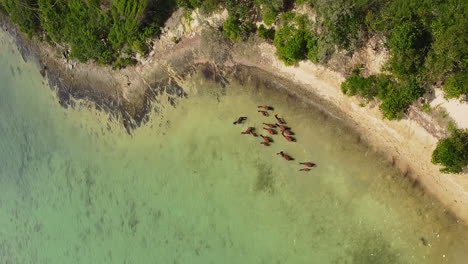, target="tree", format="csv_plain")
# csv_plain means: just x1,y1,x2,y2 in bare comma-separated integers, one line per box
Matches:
386,20,429,78
223,15,254,42
442,72,468,100
257,24,274,40
1,0,39,37
432,124,468,173
273,12,317,66
341,68,378,100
